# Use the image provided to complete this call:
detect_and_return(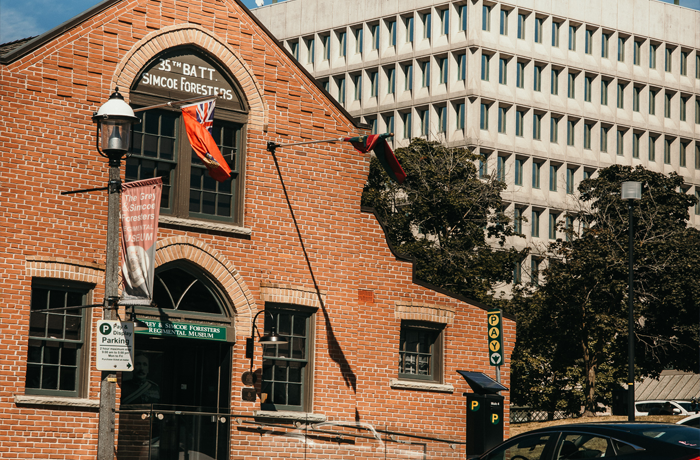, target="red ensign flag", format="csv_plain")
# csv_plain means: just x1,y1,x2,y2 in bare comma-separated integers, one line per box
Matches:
181,99,231,182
